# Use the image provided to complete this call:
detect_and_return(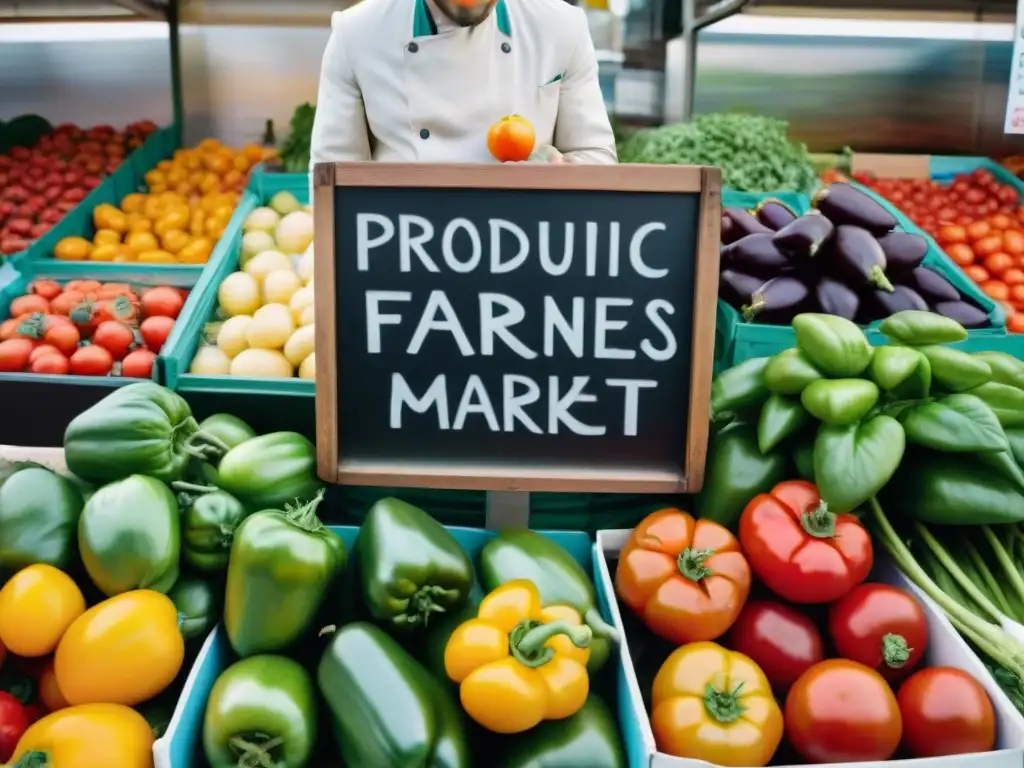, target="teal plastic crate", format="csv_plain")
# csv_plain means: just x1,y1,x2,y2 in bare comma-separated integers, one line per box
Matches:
160,182,313,395
717,186,1008,369
721,189,810,215
247,164,309,201
155,525,637,768
0,261,201,387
